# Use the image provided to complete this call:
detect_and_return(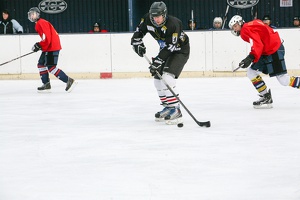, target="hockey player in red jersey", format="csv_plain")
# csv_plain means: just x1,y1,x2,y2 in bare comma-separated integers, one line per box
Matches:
229,15,300,108
28,7,77,93
131,1,190,125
